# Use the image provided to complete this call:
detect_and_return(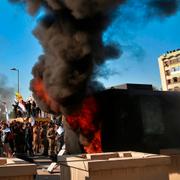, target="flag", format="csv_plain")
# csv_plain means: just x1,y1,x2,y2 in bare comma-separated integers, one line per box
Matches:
15,92,23,101
5,104,10,125
18,101,26,113
31,116,35,126
15,92,26,113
